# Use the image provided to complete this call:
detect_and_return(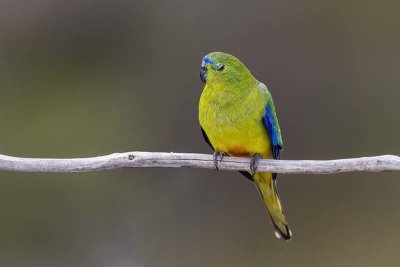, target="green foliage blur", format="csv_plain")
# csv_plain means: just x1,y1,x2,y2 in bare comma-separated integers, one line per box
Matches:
0,1,399,266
